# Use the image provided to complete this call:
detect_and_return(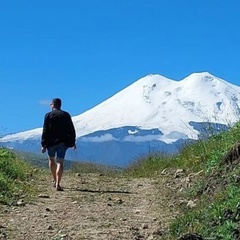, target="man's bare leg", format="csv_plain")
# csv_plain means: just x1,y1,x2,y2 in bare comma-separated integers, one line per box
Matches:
56,159,64,190
49,157,57,184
